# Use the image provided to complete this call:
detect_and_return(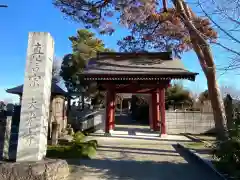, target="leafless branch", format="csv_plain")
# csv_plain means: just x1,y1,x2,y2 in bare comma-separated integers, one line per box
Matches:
197,0,240,45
